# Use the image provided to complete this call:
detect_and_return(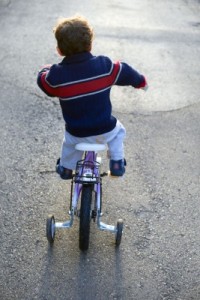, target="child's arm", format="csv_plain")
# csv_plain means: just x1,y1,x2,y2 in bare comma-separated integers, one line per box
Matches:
37,65,57,97
115,62,148,90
